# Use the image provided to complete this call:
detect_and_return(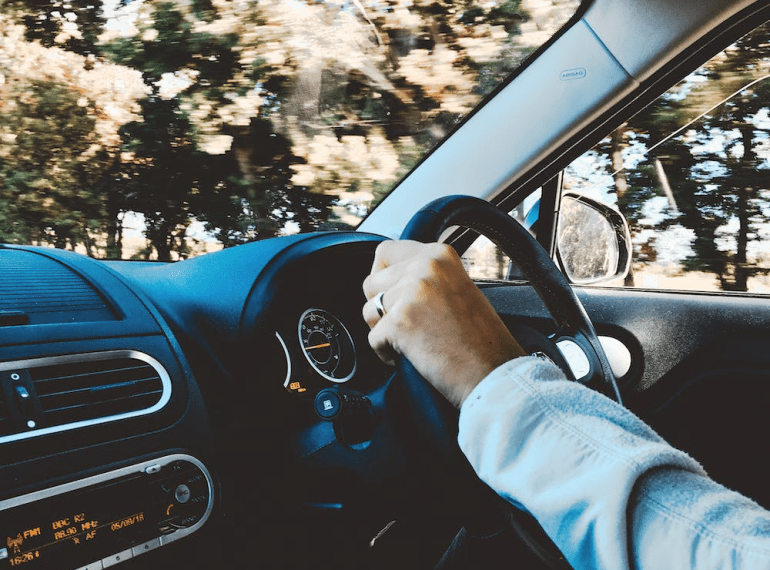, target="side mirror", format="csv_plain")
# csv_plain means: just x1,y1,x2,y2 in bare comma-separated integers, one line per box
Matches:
555,193,631,284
